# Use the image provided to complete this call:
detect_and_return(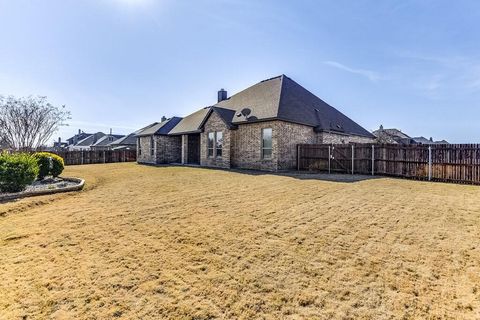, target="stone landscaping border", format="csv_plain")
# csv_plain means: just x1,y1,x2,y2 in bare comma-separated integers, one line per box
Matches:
0,177,85,202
